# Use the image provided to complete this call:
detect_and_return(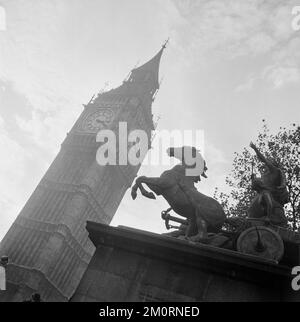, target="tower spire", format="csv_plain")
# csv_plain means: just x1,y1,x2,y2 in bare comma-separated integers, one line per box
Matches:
129,40,168,92
162,37,170,50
